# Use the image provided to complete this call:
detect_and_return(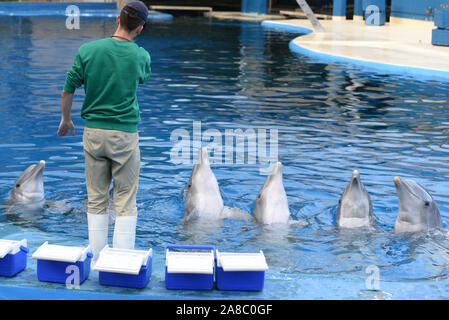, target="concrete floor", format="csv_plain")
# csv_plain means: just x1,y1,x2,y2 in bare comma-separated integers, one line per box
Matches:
261,18,449,74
